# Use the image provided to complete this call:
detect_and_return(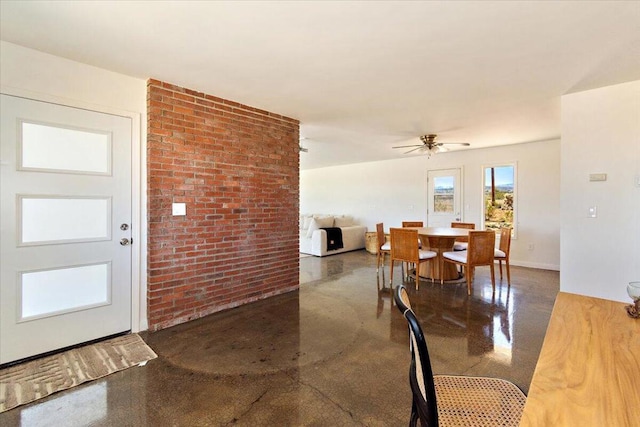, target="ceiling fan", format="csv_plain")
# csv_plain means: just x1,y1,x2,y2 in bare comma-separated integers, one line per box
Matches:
393,134,470,157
